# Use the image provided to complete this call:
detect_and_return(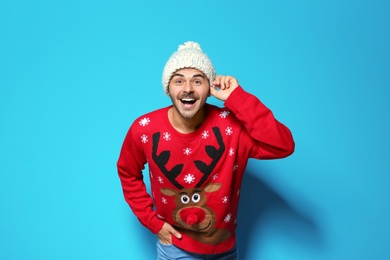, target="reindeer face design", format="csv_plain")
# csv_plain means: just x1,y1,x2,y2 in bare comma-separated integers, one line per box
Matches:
152,127,231,244
160,183,221,231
